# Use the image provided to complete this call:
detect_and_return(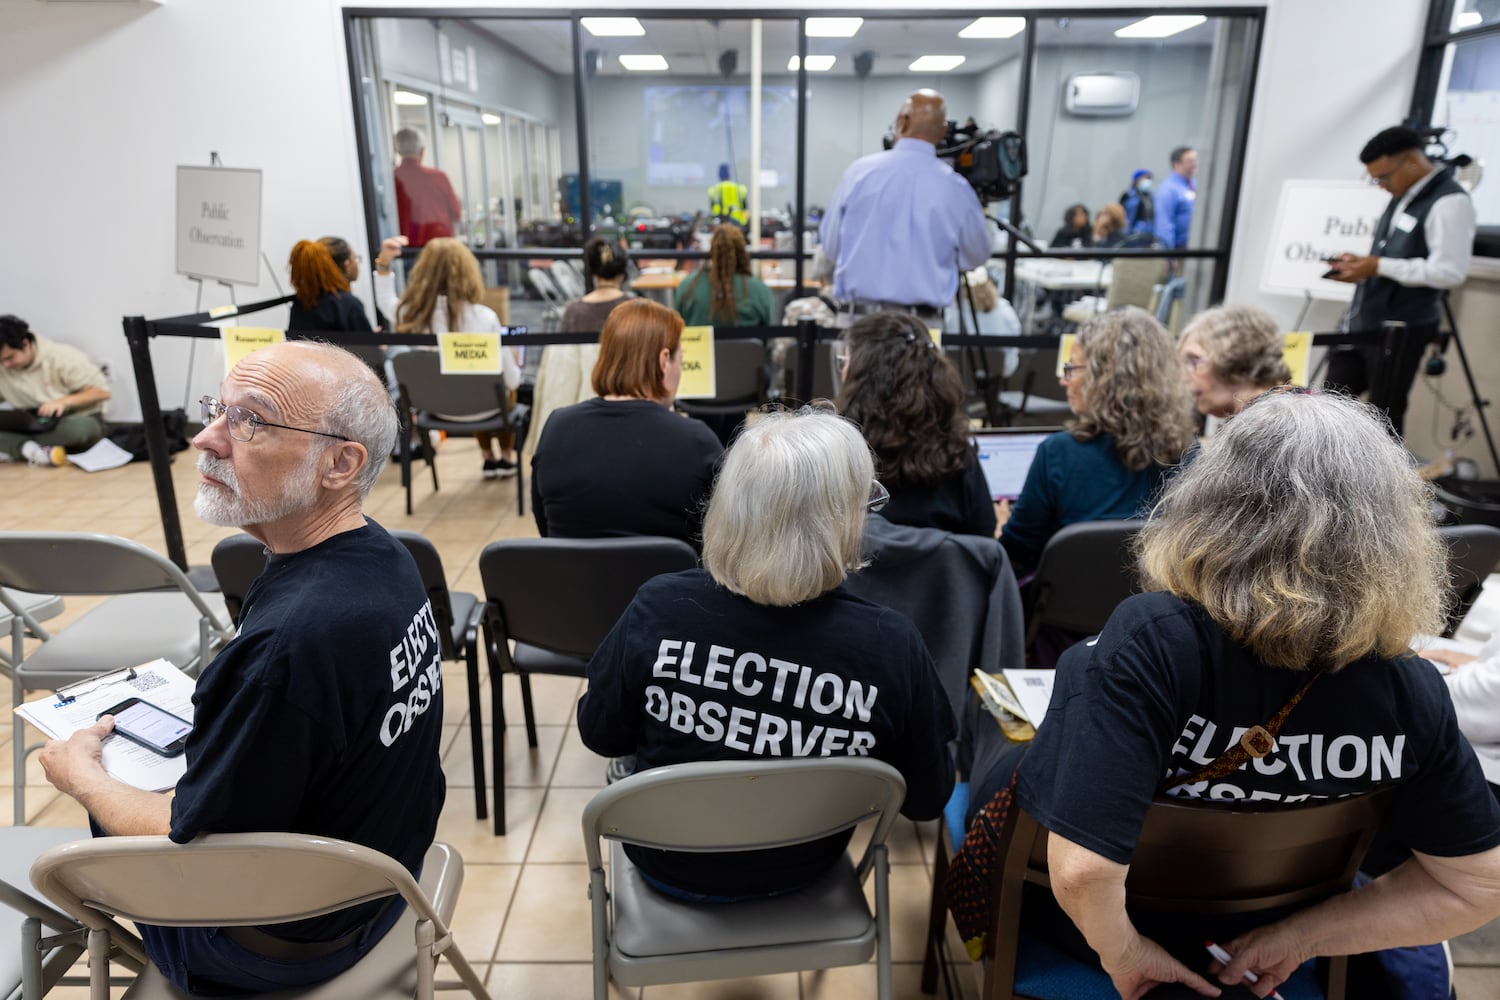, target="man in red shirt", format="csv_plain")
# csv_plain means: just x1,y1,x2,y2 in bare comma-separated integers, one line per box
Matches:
393,128,461,246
